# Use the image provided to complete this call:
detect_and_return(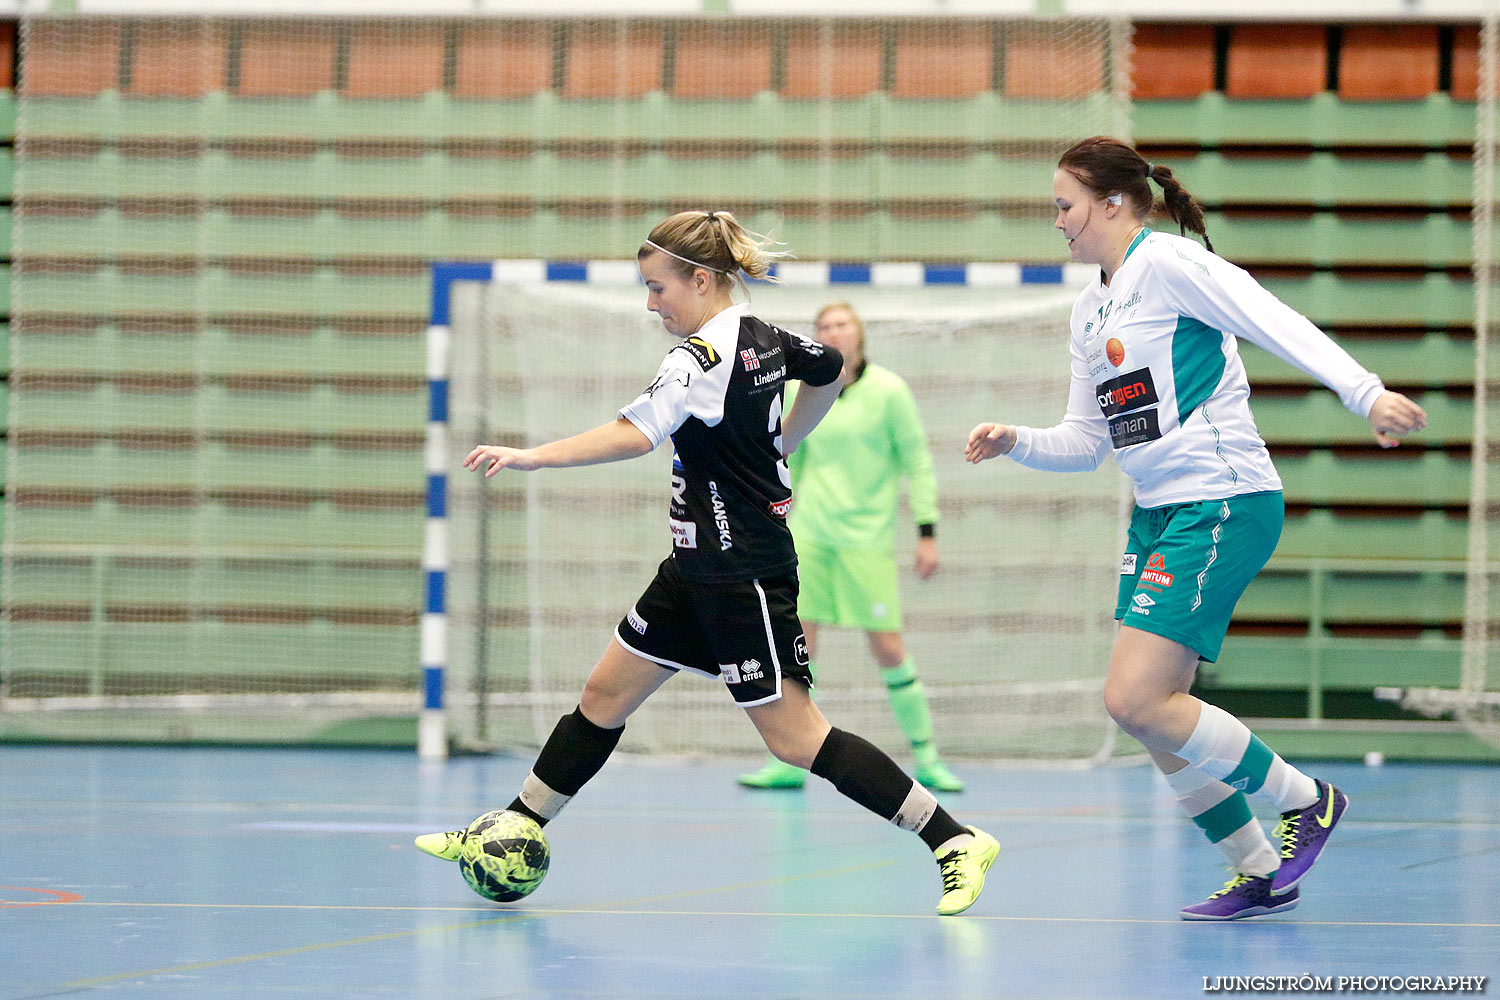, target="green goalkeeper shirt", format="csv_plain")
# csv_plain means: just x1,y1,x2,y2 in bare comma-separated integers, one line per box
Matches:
787,362,939,553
